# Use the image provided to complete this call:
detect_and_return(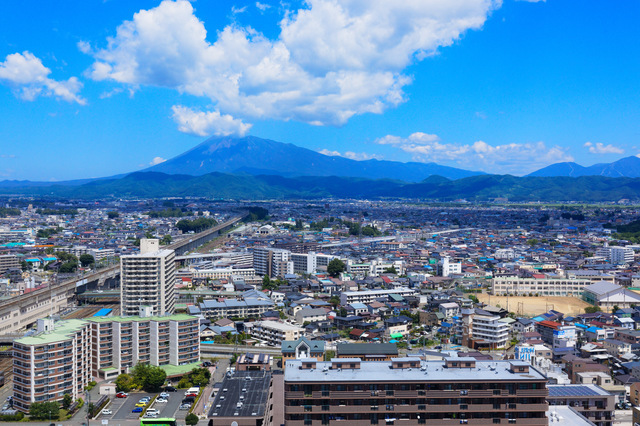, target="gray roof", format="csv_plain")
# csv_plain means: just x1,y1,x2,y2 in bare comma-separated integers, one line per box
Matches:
336,343,398,356
284,359,546,382
281,336,325,353
584,281,621,296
